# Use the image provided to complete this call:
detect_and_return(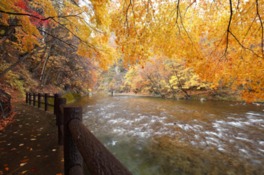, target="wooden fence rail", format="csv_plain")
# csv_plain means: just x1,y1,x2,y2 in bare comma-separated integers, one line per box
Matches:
26,92,65,145
26,92,57,112
26,92,132,175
